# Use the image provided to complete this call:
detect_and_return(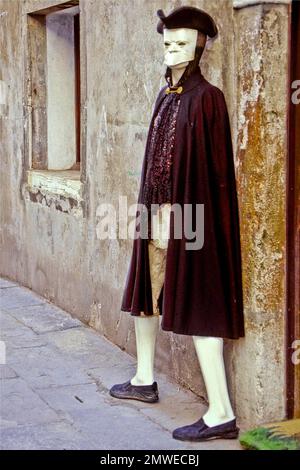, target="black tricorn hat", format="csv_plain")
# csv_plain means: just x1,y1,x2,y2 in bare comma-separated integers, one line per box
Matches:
157,6,218,38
